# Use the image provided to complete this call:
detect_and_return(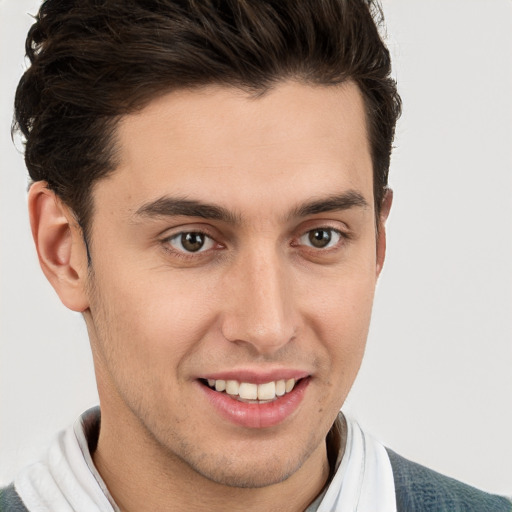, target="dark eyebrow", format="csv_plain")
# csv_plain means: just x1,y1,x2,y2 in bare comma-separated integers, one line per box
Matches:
135,196,240,224
290,190,370,218
134,190,369,225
